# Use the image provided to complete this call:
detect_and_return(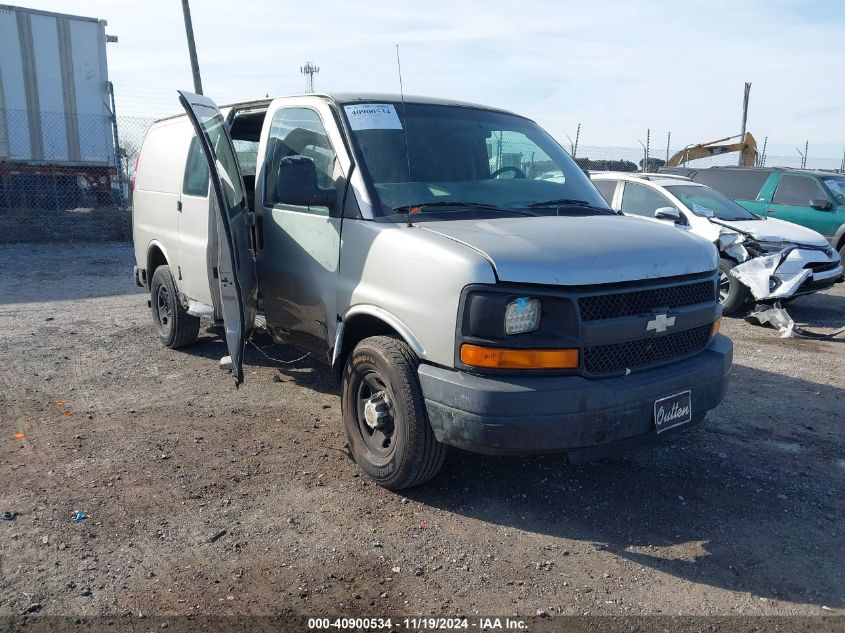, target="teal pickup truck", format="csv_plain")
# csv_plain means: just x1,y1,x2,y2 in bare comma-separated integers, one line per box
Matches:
659,166,845,260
